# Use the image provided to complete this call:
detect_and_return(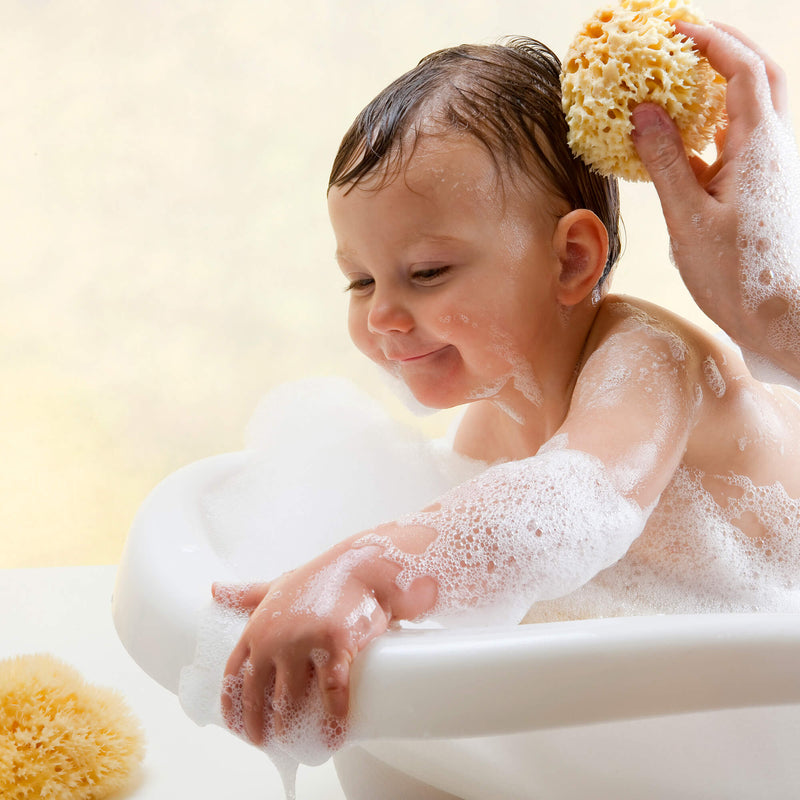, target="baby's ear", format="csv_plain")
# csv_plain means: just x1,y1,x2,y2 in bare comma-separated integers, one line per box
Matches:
552,209,609,306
